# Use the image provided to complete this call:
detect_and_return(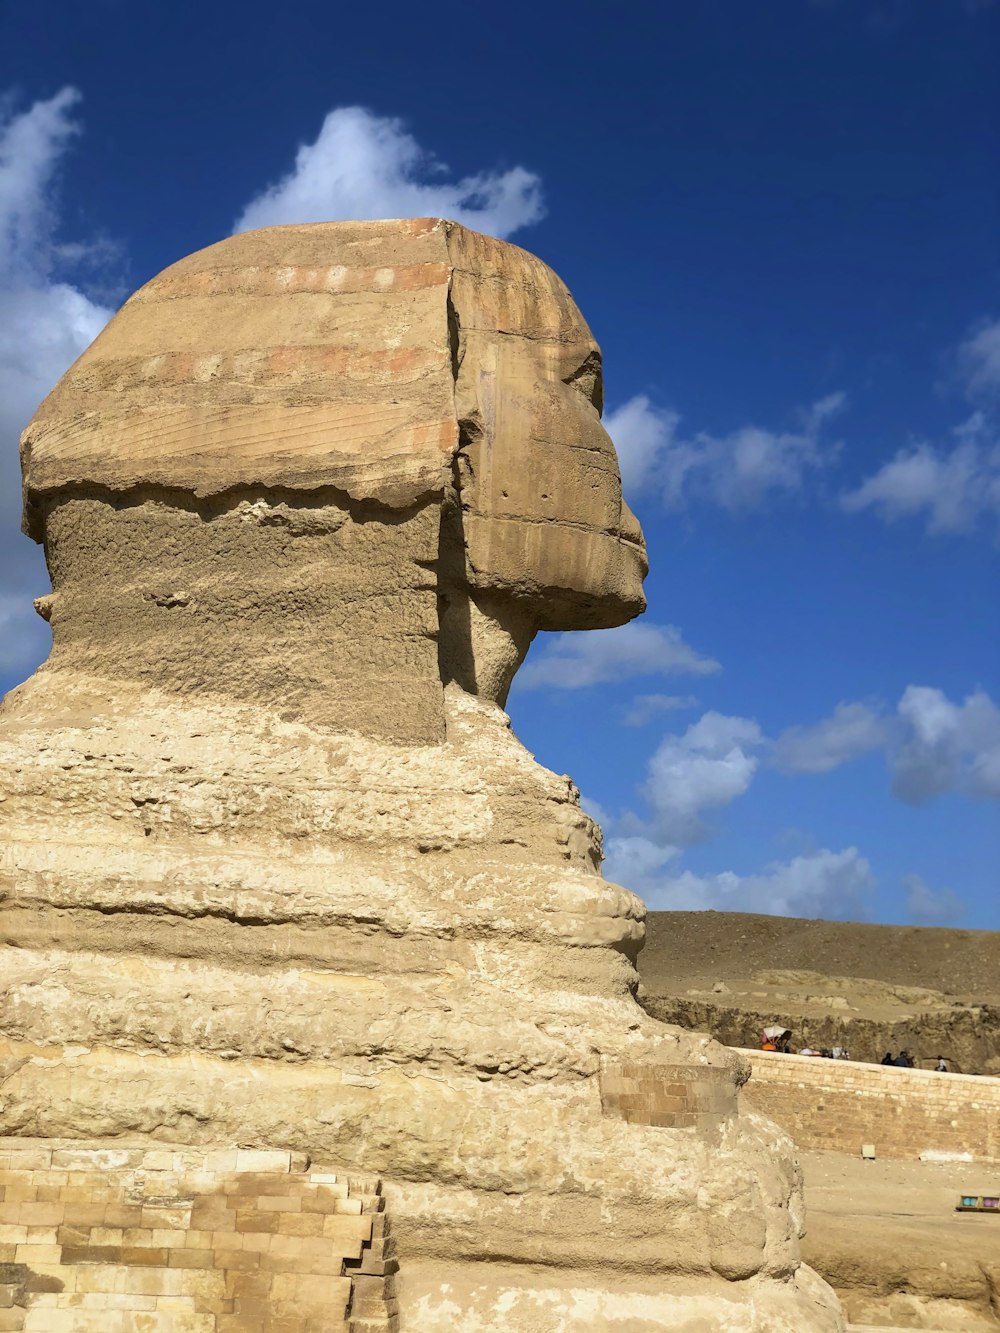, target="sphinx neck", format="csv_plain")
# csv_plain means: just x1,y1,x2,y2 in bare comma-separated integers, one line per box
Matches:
36,491,449,744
